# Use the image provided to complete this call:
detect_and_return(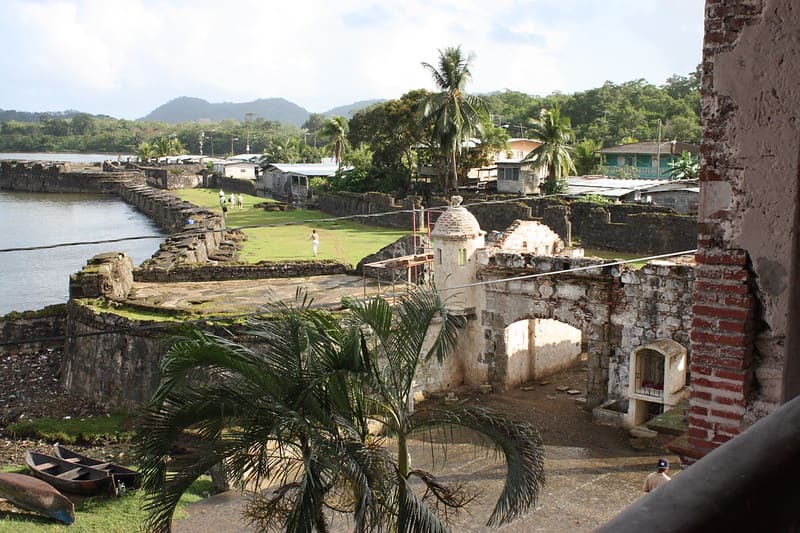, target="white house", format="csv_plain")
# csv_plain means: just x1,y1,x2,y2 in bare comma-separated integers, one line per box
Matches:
496,160,547,195
213,160,259,179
